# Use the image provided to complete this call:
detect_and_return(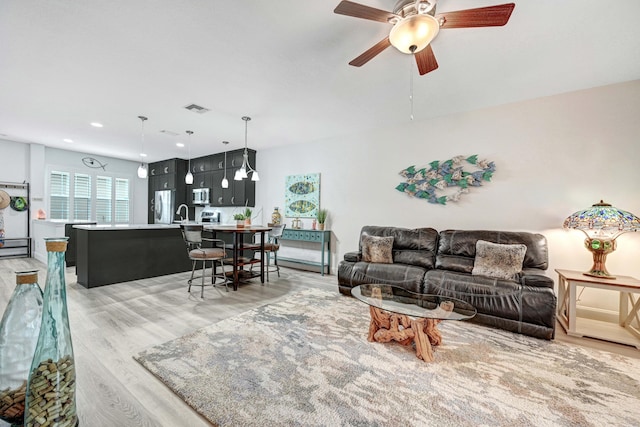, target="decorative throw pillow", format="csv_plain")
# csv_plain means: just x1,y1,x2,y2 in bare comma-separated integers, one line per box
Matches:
361,235,394,264
471,240,526,281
